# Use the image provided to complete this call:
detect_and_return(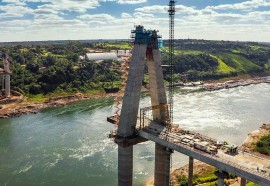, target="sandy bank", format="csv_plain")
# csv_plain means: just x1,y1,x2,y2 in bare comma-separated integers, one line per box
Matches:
241,123,270,152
